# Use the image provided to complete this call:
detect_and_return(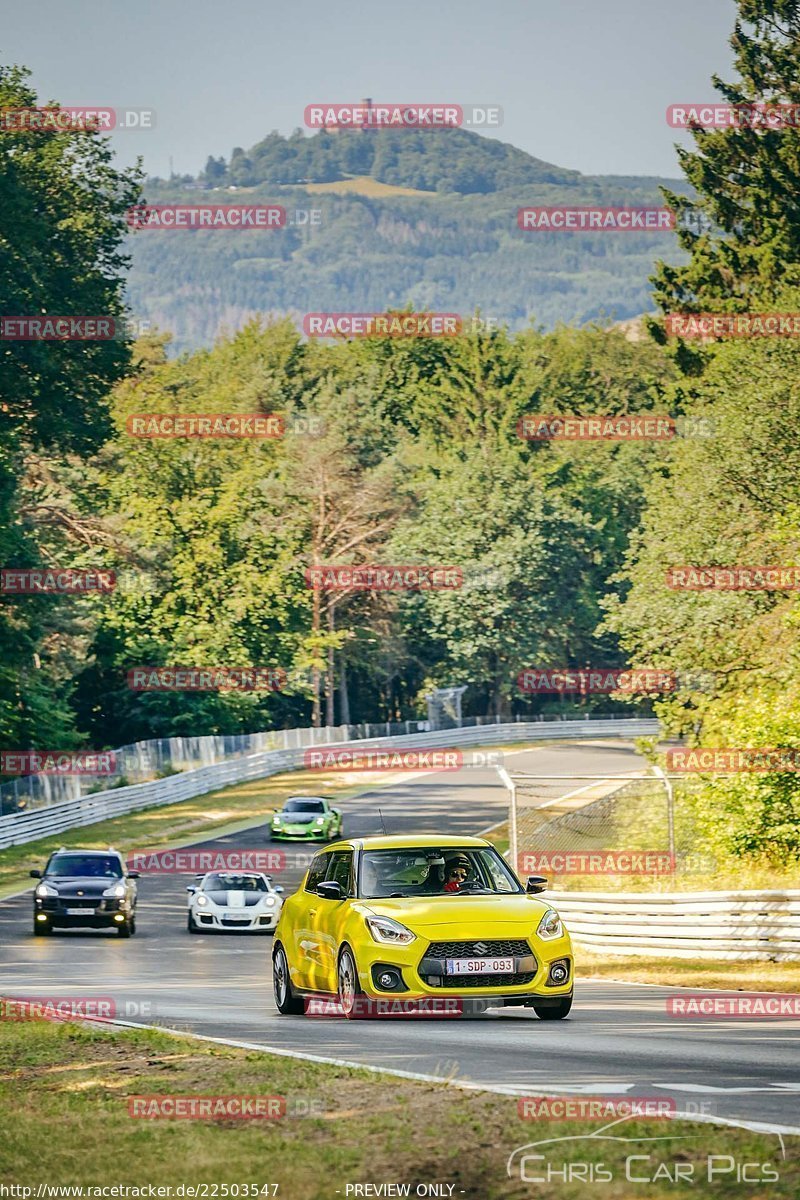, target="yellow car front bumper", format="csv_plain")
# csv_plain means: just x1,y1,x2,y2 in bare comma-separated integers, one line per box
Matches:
351,929,573,1003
